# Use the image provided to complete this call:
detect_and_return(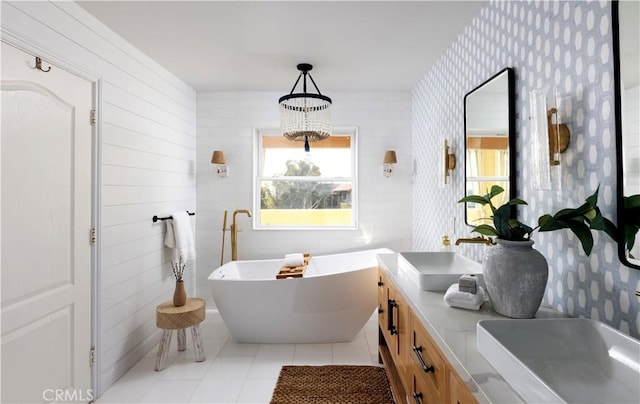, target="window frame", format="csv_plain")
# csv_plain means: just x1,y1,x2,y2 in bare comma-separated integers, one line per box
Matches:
253,127,358,230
